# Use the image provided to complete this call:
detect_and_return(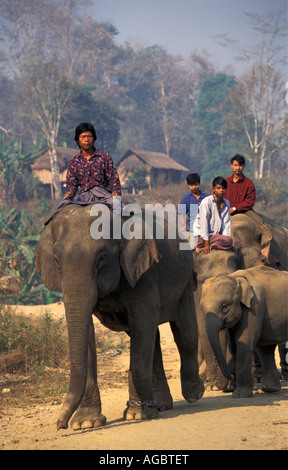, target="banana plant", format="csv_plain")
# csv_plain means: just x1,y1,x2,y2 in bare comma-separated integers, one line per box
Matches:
0,205,61,304
0,135,44,203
